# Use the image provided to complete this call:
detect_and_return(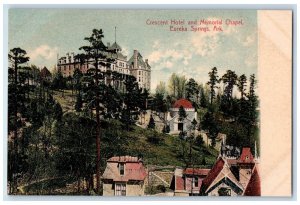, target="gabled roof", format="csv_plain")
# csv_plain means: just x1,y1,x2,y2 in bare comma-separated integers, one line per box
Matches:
40,67,52,78
201,157,225,192
109,42,122,51
128,51,150,69
173,99,194,109
244,165,261,196
102,156,147,182
238,148,255,164
201,157,243,195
